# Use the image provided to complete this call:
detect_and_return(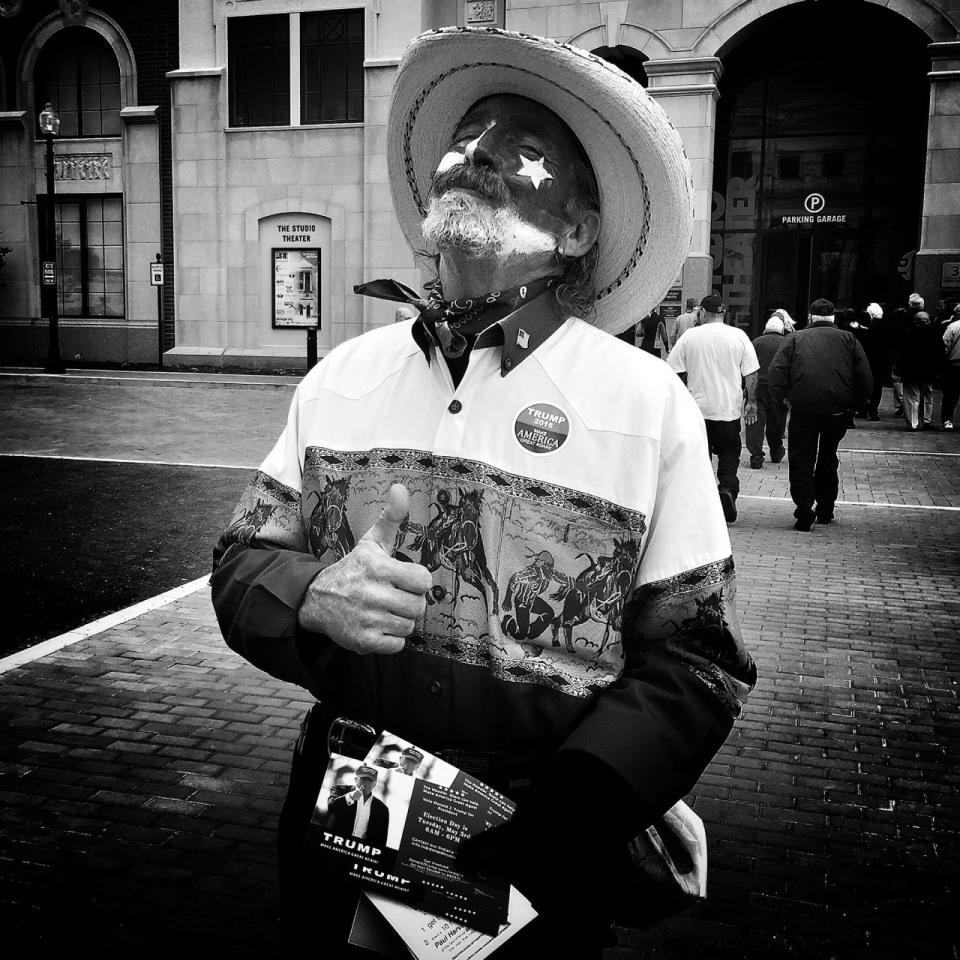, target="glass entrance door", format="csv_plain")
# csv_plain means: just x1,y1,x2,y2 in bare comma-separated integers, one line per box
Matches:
760,230,859,326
